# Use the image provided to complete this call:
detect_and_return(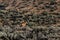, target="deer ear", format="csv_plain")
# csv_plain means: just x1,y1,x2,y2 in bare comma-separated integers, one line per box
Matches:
21,21,27,27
